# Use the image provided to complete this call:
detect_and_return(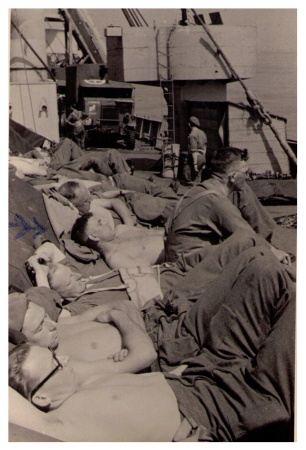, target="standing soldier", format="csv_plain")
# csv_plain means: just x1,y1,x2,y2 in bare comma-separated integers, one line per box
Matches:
183,116,207,182
122,113,136,150
66,104,89,149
